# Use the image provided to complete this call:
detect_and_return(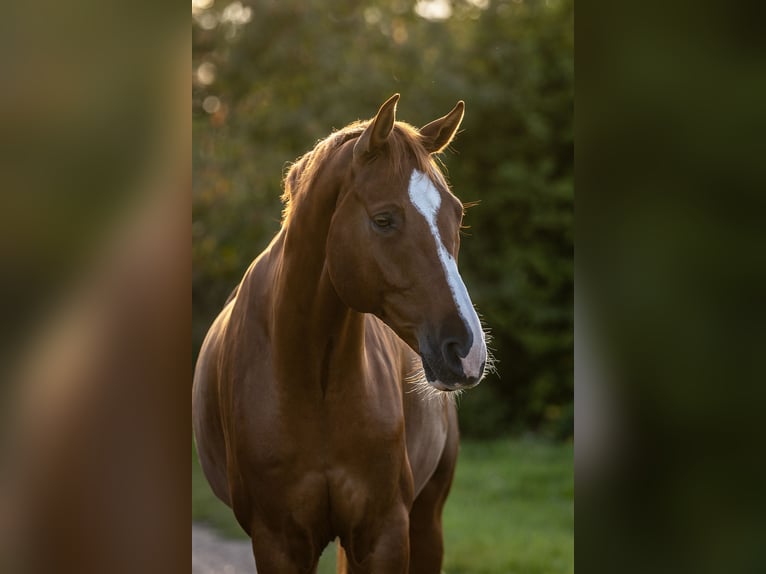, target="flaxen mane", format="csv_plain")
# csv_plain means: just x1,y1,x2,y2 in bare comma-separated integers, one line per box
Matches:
280,121,446,224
